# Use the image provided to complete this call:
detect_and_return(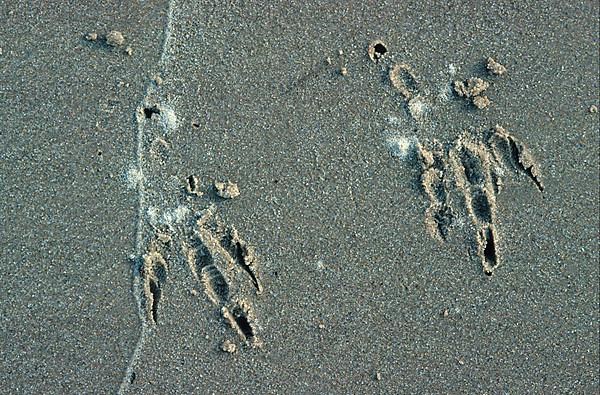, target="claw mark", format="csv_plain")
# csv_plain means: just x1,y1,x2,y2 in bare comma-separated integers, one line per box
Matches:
479,224,499,276
222,301,257,342
489,125,544,192
222,227,263,293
